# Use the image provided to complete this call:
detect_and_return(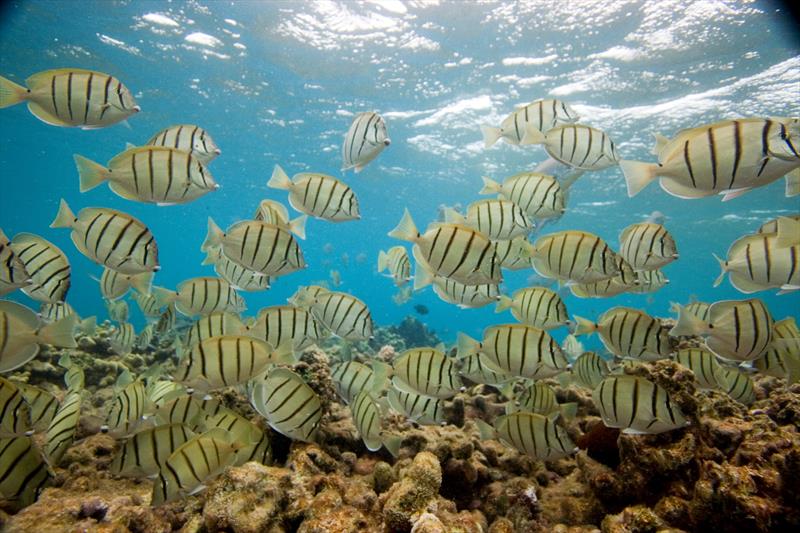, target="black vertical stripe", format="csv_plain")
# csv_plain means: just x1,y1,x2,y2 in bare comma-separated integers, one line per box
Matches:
683,141,696,187
729,120,742,189
66,72,74,121
84,72,93,124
